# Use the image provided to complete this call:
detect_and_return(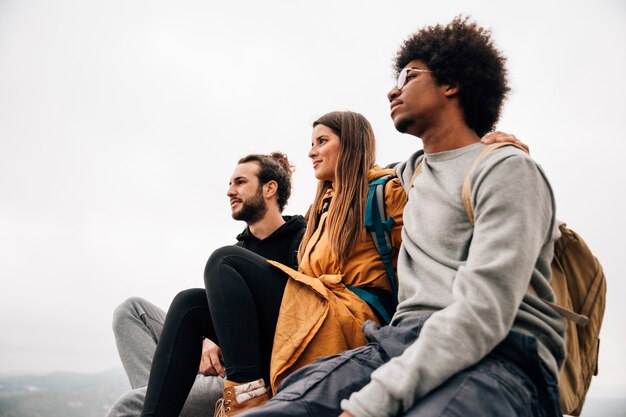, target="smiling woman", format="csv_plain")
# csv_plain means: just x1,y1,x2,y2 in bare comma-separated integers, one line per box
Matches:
308,124,340,182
